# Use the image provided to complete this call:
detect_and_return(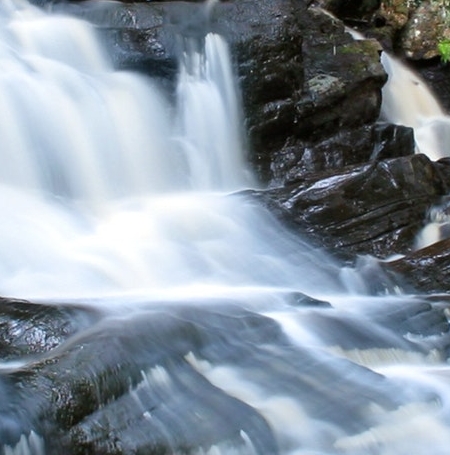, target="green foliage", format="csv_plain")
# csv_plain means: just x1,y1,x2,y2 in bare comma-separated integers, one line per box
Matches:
438,39,450,63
